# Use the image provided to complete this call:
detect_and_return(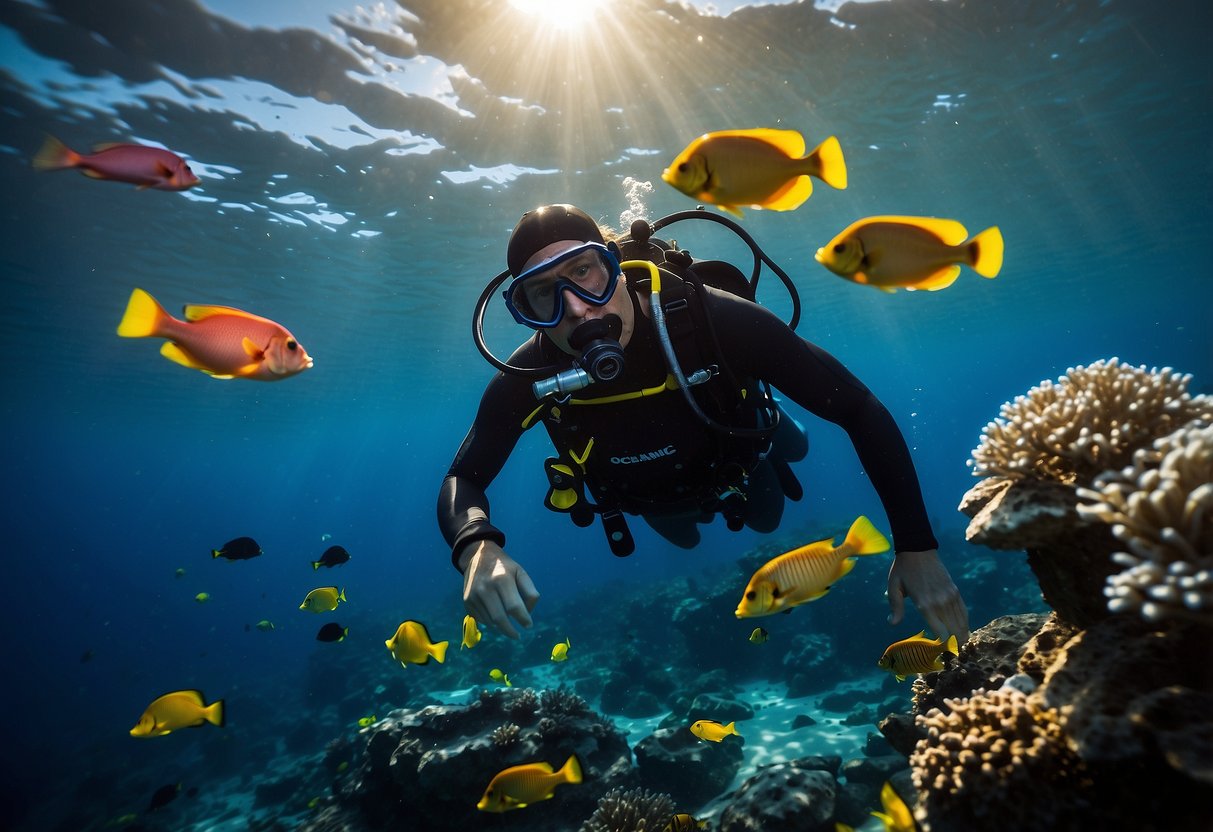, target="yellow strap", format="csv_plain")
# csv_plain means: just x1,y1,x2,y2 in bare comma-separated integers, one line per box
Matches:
521,402,547,429
569,438,594,469
570,375,677,405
